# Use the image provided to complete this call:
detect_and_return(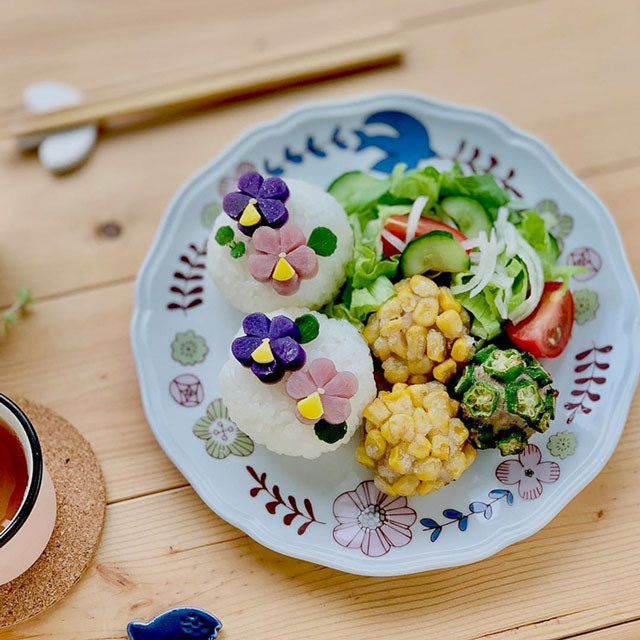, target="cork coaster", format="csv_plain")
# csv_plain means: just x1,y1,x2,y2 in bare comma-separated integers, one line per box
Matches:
0,398,106,629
